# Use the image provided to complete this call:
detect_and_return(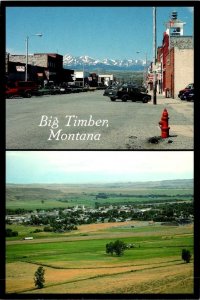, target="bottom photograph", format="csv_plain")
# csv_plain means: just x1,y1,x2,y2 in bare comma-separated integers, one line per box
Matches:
5,151,194,295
